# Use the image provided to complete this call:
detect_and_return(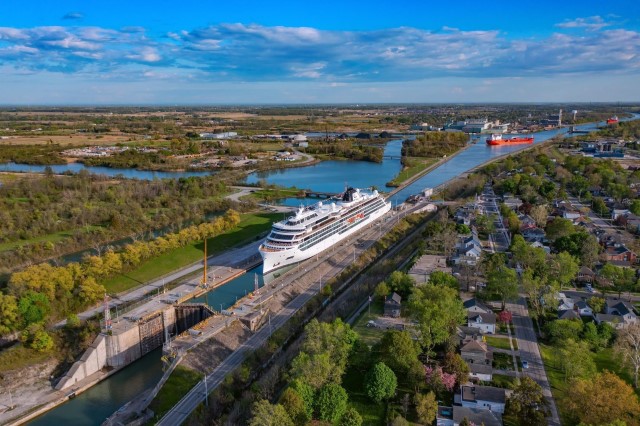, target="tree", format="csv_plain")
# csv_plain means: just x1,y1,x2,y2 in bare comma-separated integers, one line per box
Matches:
374,282,390,300
249,400,294,426
290,352,333,389
280,388,310,426
559,339,596,381
548,252,579,289
0,293,19,335
588,296,606,314
442,352,470,386
614,323,640,388
600,263,636,298
315,383,348,423
580,234,600,268
408,285,465,357
506,377,550,426
364,362,397,403
530,205,549,227
566,371,640,425
414,392,438,425
487,265,518,310
545,217,576,241
521,269,555,320
546,319,584,344
339,407,363,426
17,291,50,327
375,331,421,376
631,199,640,216
427,271,459,290
289,379,314,419
385,271,415,298
510,235,547,275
